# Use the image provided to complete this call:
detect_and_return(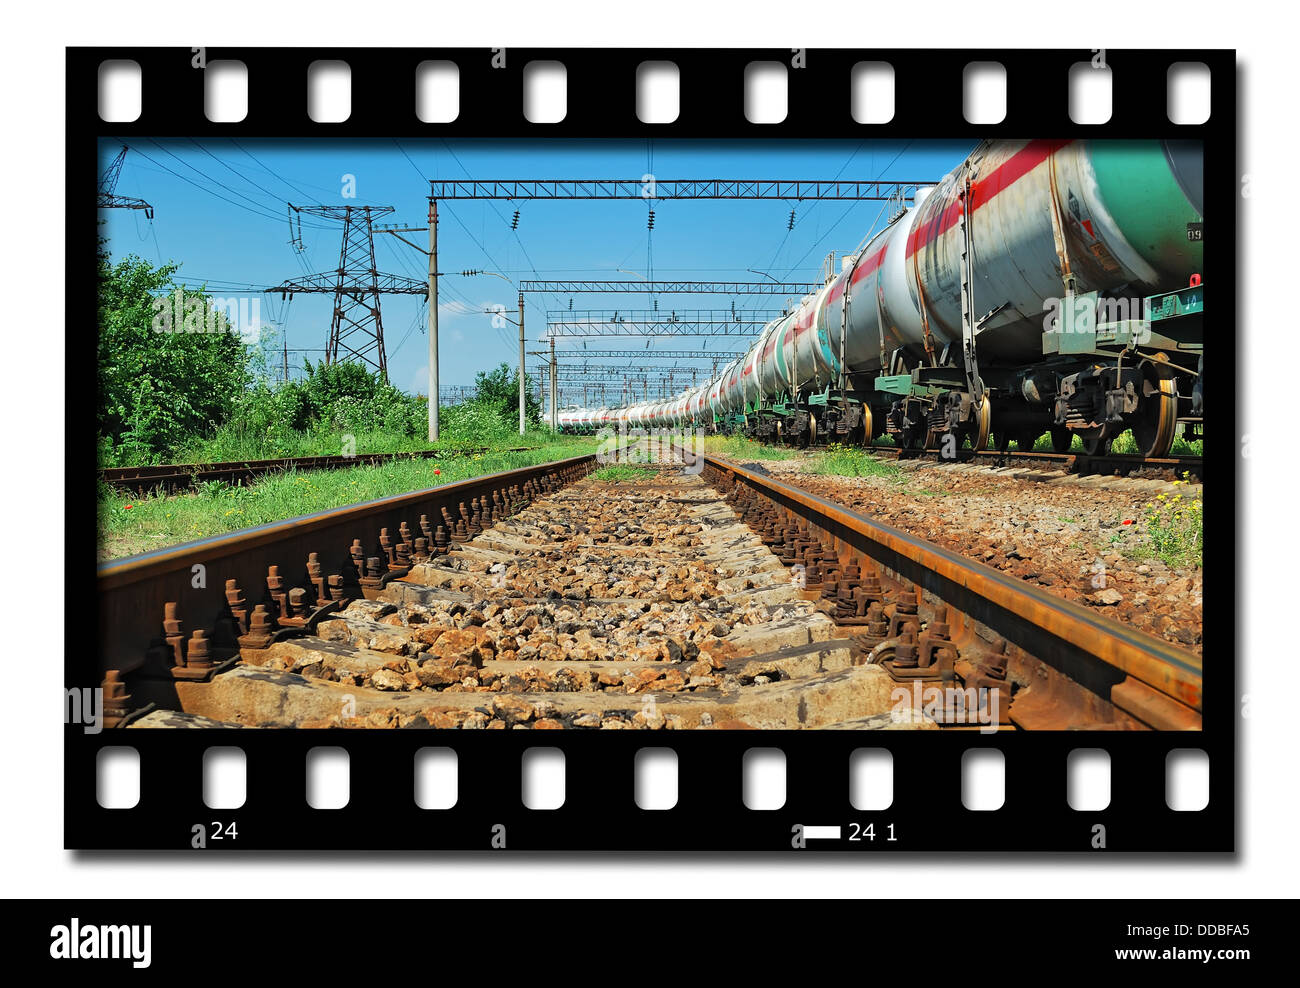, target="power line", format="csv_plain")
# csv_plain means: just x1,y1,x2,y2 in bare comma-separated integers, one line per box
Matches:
777,140,916,279
229,139,320,201
186,139,291,206
119,140,316,229
144,139,310,223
